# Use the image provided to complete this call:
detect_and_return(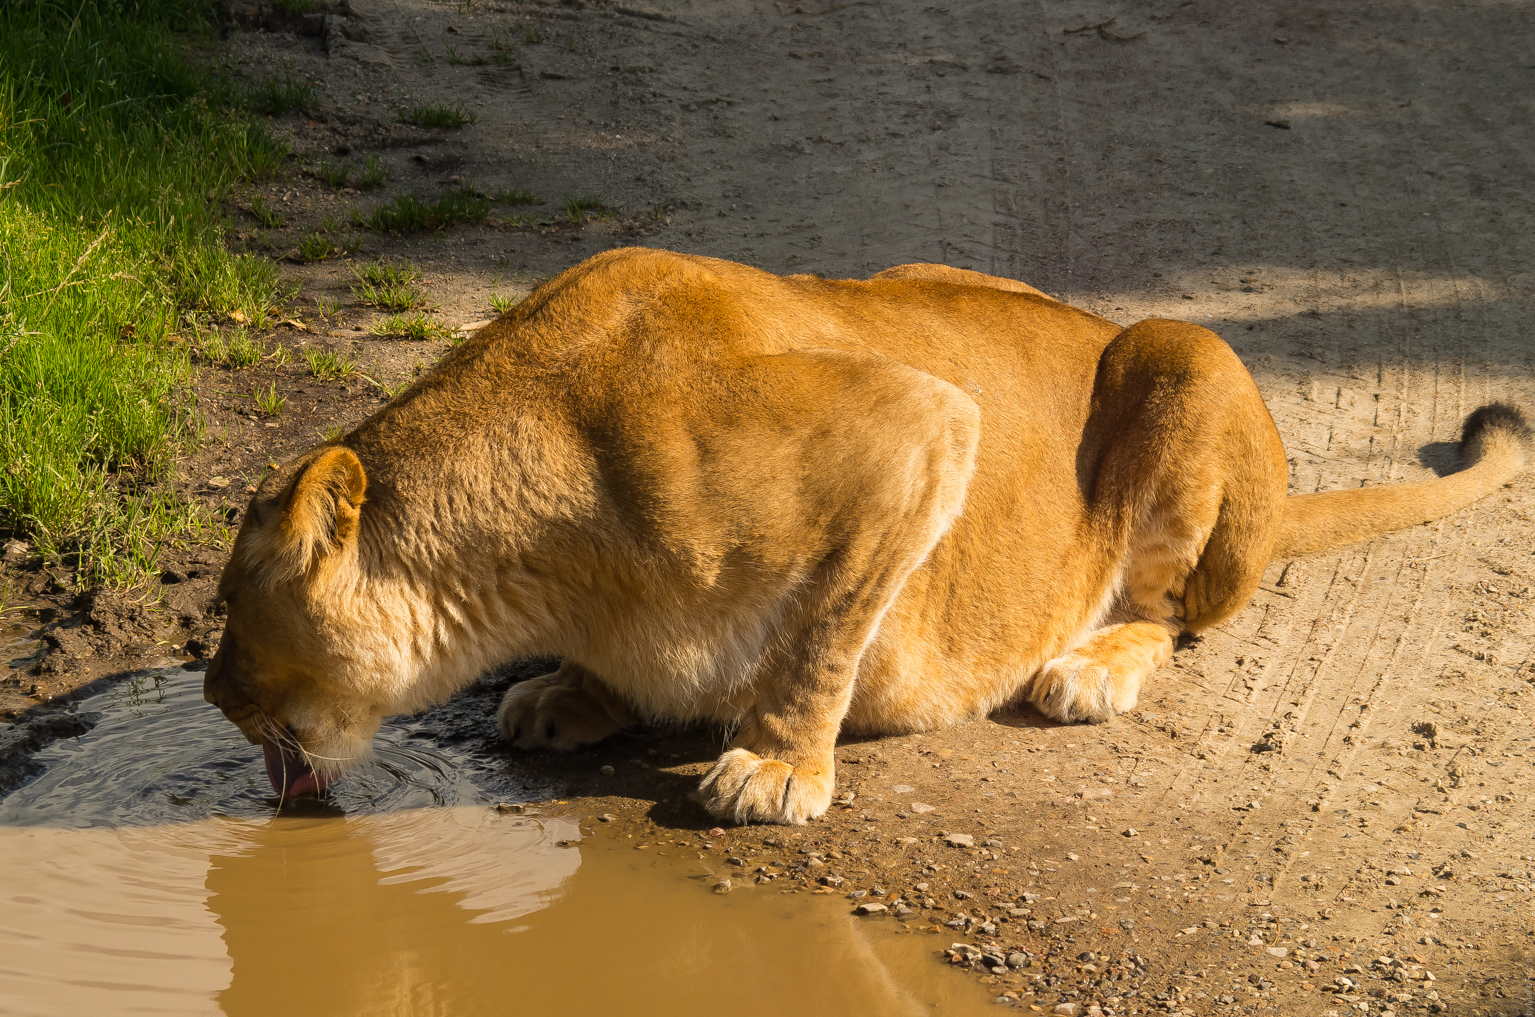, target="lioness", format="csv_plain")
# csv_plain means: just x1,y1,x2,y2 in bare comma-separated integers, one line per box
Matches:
205,248,1530,823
